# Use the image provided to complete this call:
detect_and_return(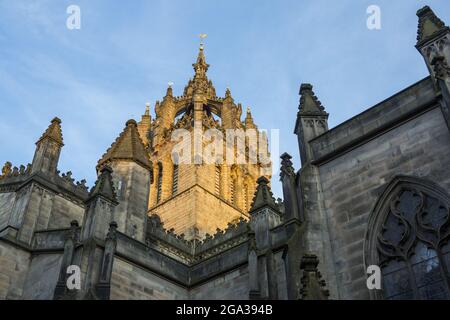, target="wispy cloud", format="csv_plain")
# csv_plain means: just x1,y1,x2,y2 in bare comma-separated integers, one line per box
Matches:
0,0,448,195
